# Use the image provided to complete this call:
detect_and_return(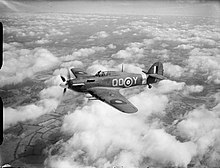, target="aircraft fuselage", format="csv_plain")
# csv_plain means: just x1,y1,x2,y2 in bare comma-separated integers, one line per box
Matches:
68,71,156,93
